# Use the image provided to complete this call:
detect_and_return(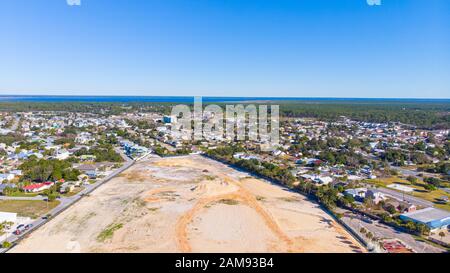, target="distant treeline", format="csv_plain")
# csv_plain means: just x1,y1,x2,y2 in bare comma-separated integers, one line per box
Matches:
0,102,176,116
0,100,449,129
279,102,450,129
